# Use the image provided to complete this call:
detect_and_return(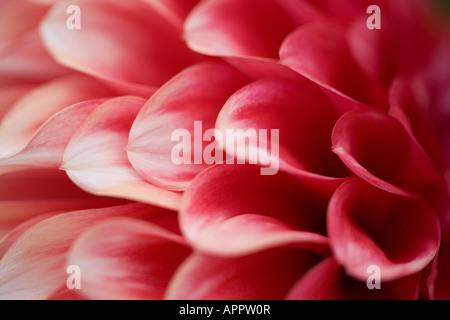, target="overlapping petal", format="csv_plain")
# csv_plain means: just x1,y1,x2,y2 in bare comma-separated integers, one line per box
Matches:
184,0,296,59
0,203,175,299
180,164,331,256
280,21,388,108
127,61,249,191
62,96,180,210
40,0,204,95
216,77,350,184
167,247,320,299
0,168,126,238
0,75,112,158
67,217,190,299
287,257,421,300
0,98,106,173
332,109,445,198
327,179,440,282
